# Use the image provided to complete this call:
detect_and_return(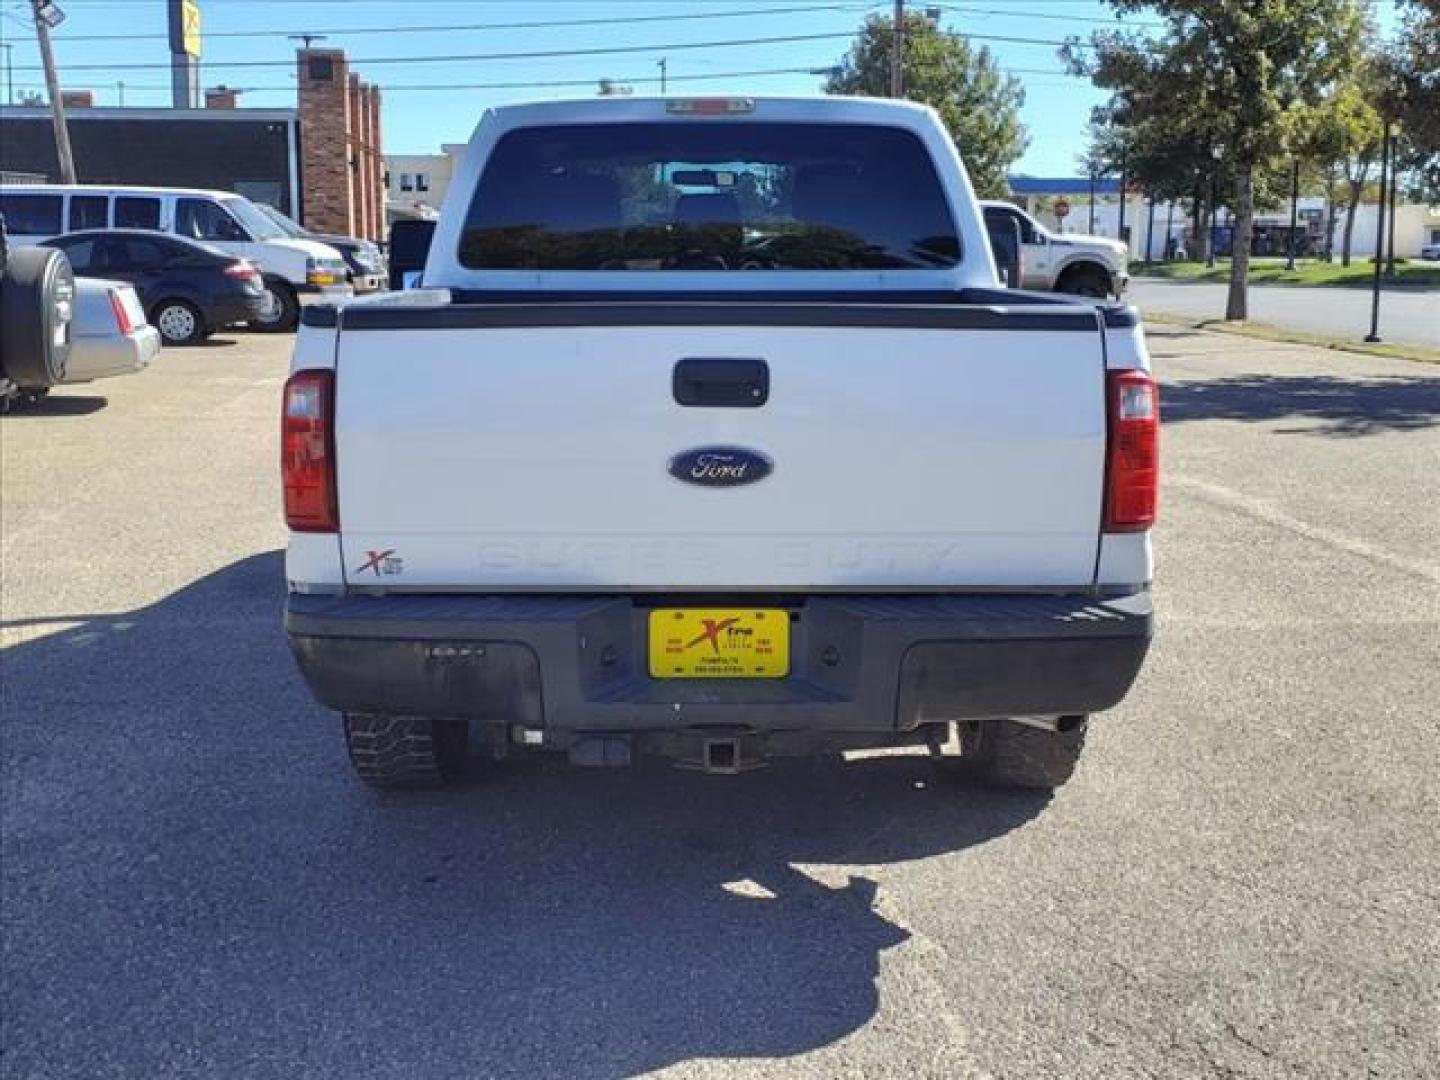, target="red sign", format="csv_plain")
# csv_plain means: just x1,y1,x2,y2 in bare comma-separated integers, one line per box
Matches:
1054,198,1071,219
